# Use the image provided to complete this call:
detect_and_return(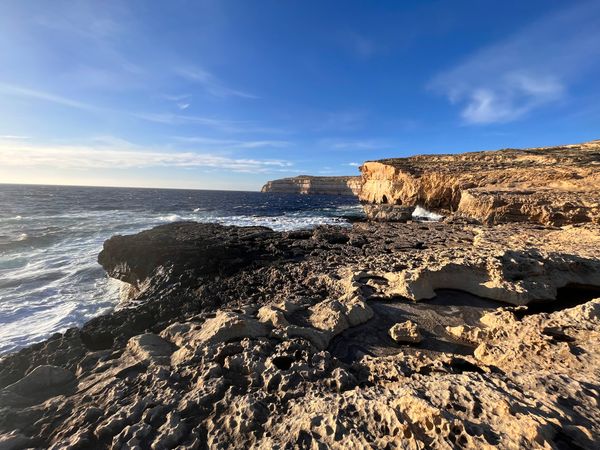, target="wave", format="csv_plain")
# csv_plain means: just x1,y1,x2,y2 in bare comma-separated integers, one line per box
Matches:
412,206,443,221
